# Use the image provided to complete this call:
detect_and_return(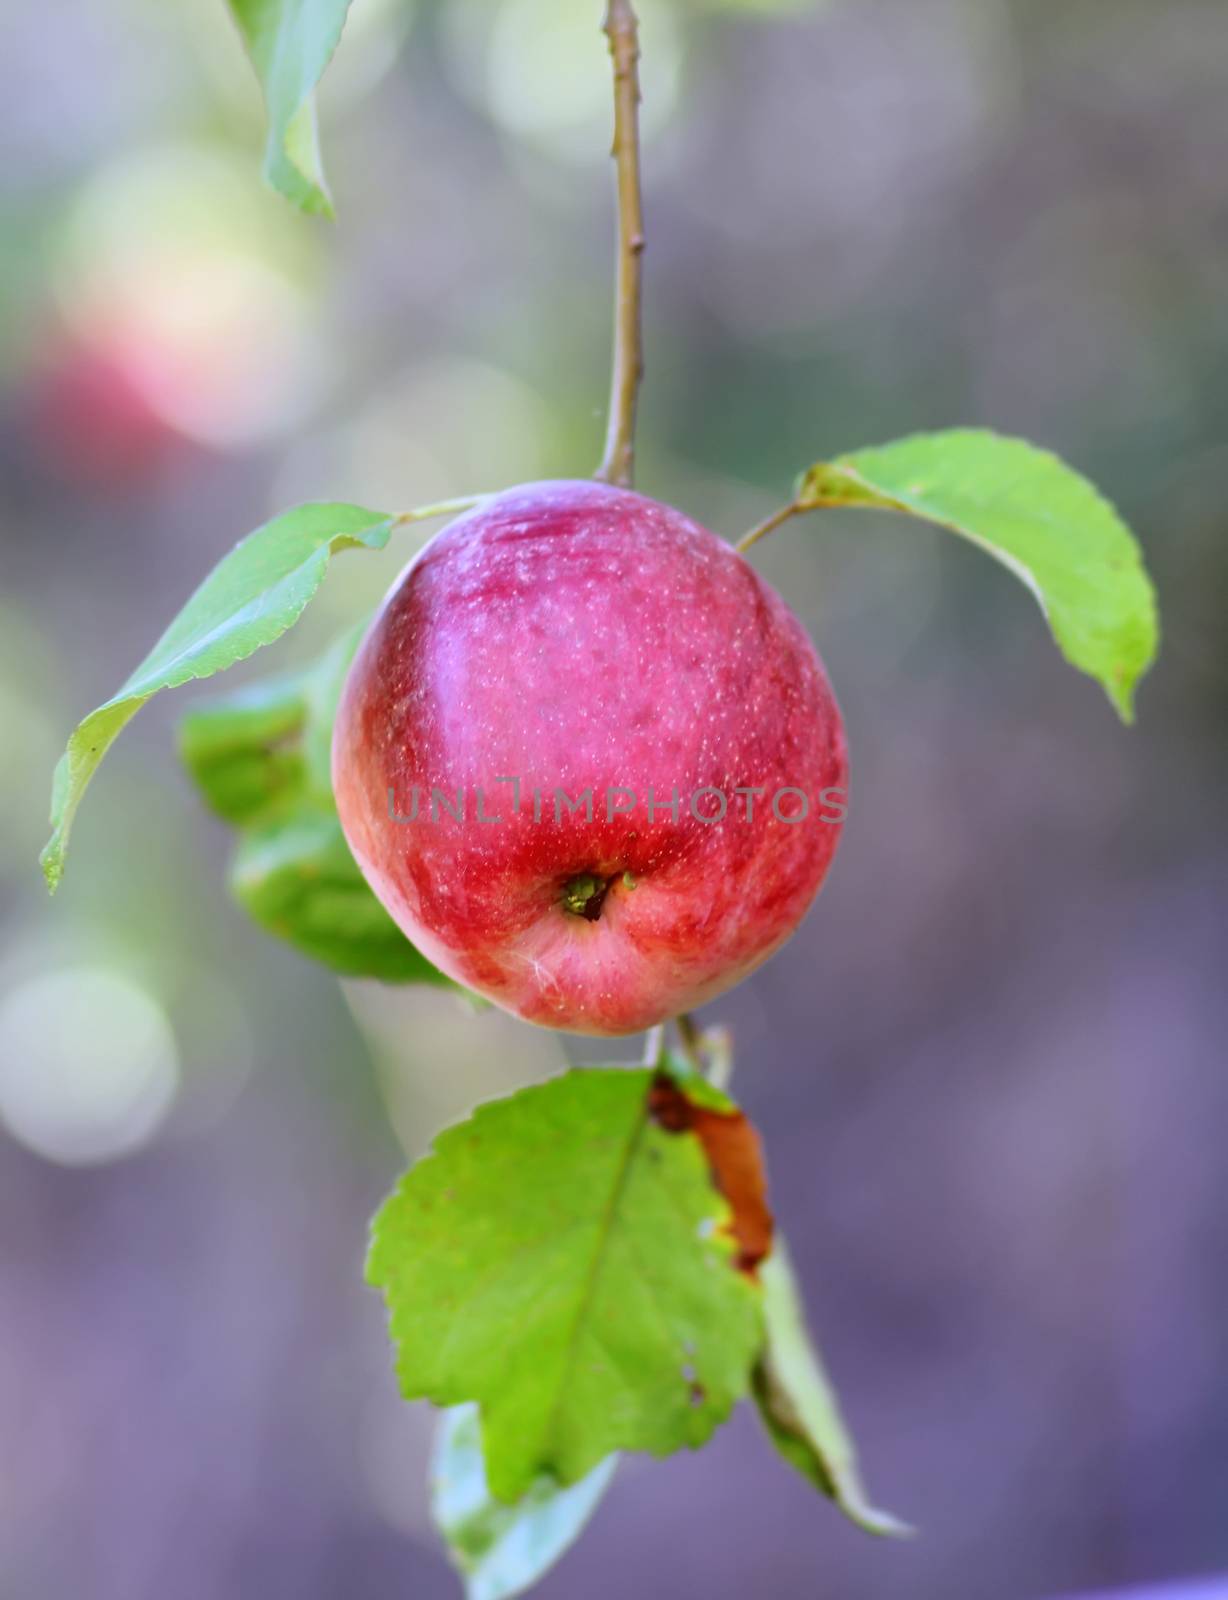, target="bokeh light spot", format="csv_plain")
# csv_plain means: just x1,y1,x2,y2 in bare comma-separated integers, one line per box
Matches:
0,967,180,1166
445,0,682,160
52,144,324,450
